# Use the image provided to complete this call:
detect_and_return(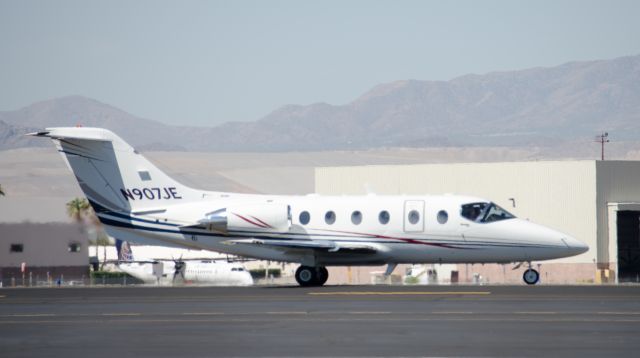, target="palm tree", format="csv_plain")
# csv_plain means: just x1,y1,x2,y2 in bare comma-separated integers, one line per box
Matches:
66,197,110,271
66,197,91,223
96,233,111,270
66,197,96,263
